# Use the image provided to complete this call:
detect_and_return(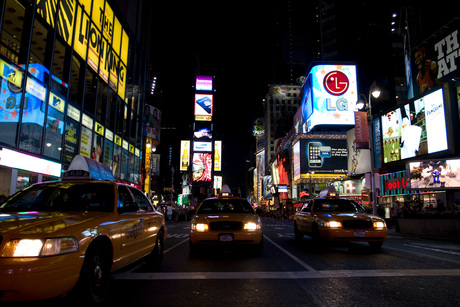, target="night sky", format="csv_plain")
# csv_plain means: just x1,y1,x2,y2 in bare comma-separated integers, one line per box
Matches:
150,2,273,192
